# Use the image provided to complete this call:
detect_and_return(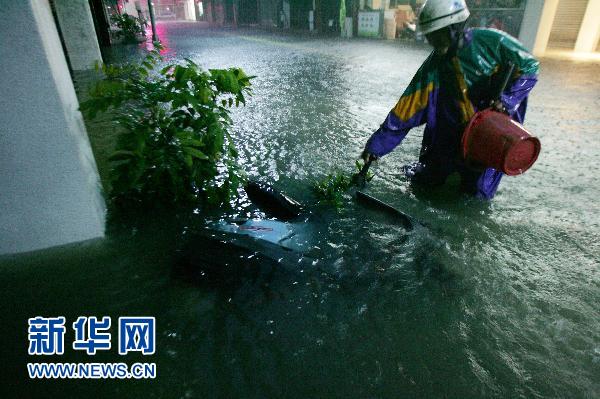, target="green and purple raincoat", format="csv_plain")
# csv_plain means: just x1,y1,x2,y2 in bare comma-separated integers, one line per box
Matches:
365,28,539,199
